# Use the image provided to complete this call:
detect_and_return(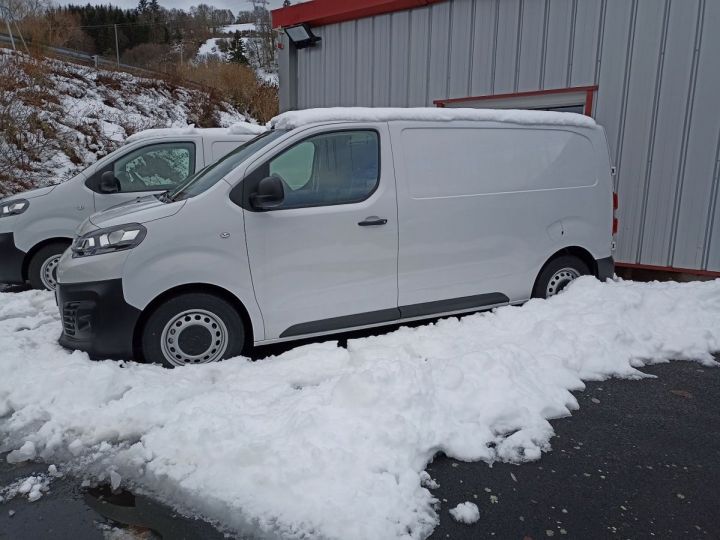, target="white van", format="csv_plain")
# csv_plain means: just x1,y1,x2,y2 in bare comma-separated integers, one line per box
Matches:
0,124,264,290
55,108,616,366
